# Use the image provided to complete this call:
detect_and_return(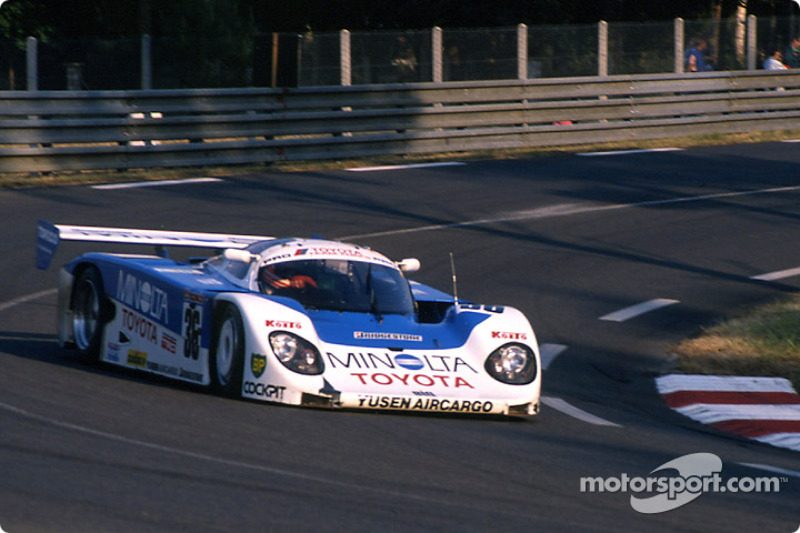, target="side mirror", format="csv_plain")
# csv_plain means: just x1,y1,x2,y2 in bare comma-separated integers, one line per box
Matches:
223,248,256,263
396,258,421,273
